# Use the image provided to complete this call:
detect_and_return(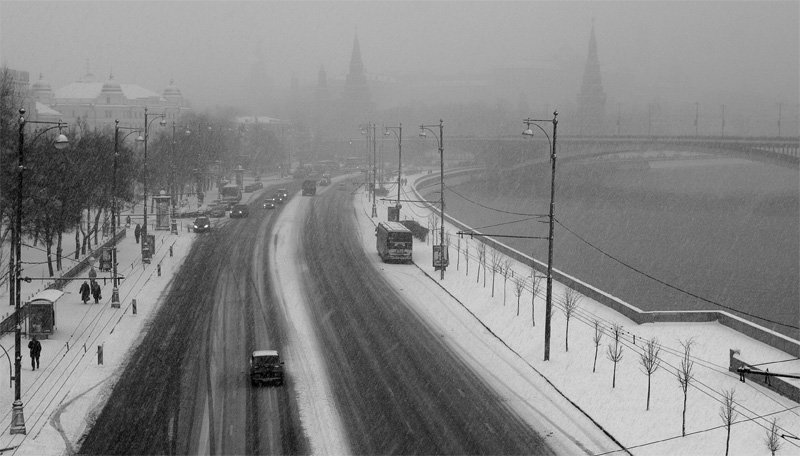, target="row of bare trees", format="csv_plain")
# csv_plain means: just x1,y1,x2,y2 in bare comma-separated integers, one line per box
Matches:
450,233,788,455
